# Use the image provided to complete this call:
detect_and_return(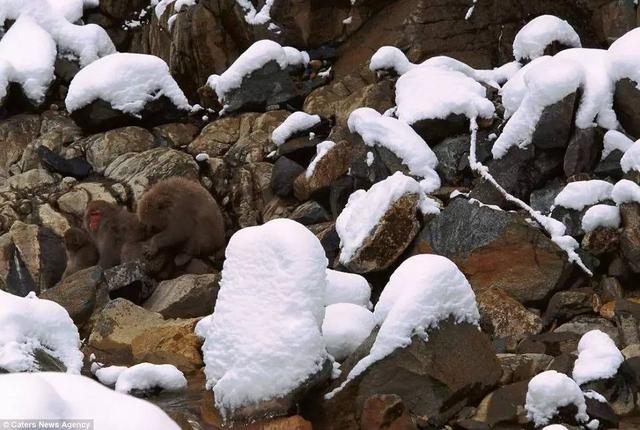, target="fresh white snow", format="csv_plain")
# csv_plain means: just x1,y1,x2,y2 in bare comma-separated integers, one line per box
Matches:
553,180,614,211
581,205,620,233
93,365,127,386
347,108,441,192
114,363,187,394
608,27,640,86
322,303,375,361
0,291,83,374
235,0,275,25
325,269,371,308
336,172,439,265
611,179,640,205
306,141,336,178
272,111,321,146
195,218,329,416
0,372,180,429
66,53,190,115
327,254,479,397
602,130,635,159
513,15,581,62
620,141,640,173
525,370,589,427
572,330,624,385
